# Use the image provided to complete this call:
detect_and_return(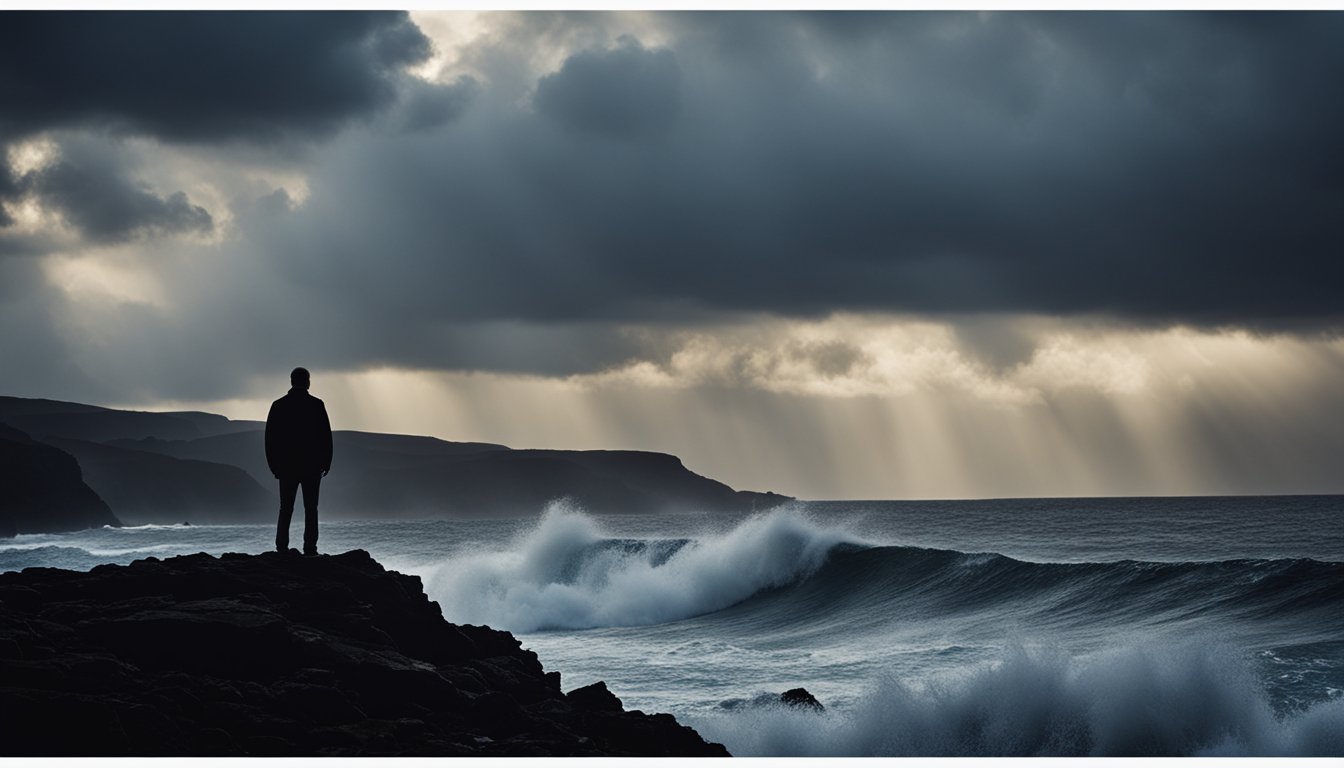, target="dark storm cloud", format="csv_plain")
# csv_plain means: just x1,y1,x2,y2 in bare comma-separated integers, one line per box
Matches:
534,36,681,138
5,11,1344,406
0,11,432,144
0,10,443,256
26,157,212,243
242,11,1343,342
